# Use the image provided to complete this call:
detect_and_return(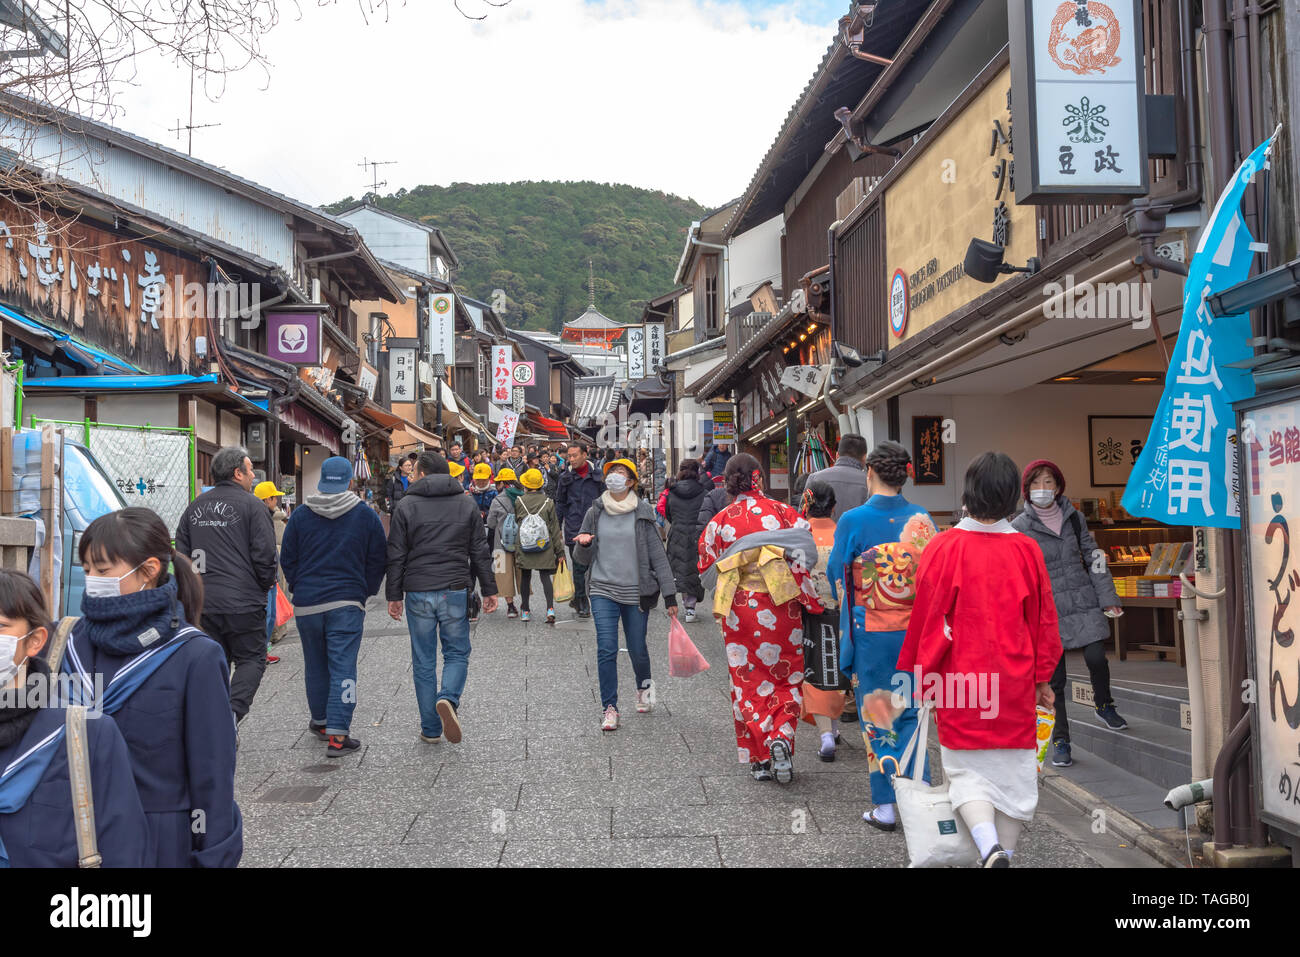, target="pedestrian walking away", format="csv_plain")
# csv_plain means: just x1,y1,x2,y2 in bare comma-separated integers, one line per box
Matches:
697,473,731,529
901,452,1063,867
514,468,565,624
797,481,852,762
0,569,150,867
487,468,522,618
697,454,822,784
59,507,243,867
573,457,677,731
1011,459,1126,770
661,458,708,623
555,441,605,619
280,456,387,757
255,479,290,662
796,433,870,519
174,445,277,725
826,441,938,827
387,451,499,744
